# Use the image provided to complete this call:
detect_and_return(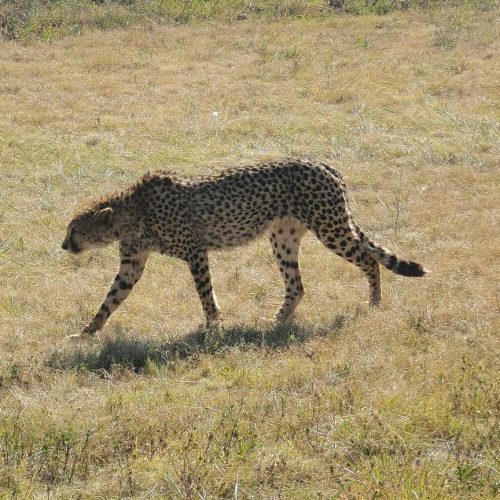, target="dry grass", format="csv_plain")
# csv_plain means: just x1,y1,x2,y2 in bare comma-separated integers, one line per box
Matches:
0,5,499,497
